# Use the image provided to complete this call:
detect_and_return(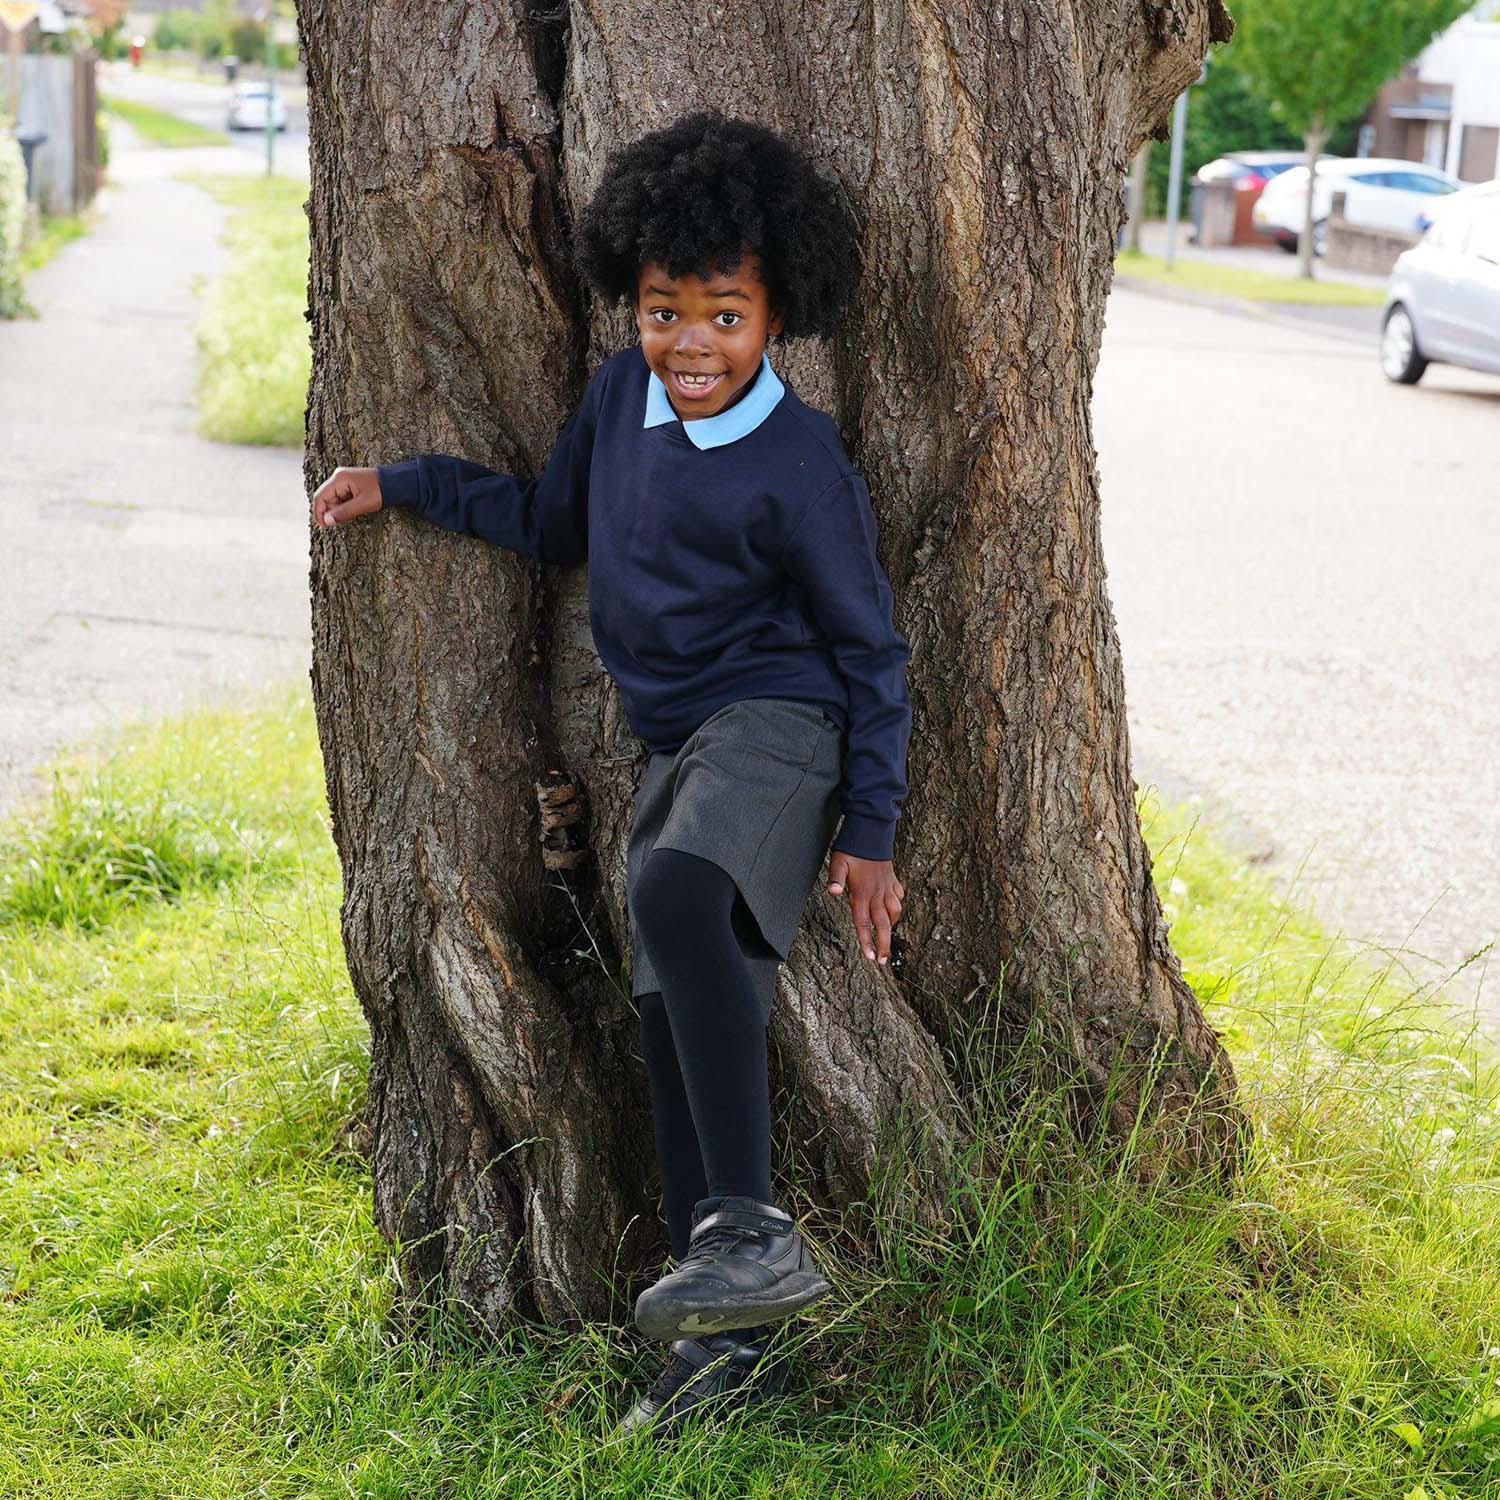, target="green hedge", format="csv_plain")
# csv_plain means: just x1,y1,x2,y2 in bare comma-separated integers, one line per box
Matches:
0,126,31,319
